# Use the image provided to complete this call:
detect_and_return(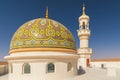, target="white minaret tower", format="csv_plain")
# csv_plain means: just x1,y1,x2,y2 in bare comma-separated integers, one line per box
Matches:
77,4,92,68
